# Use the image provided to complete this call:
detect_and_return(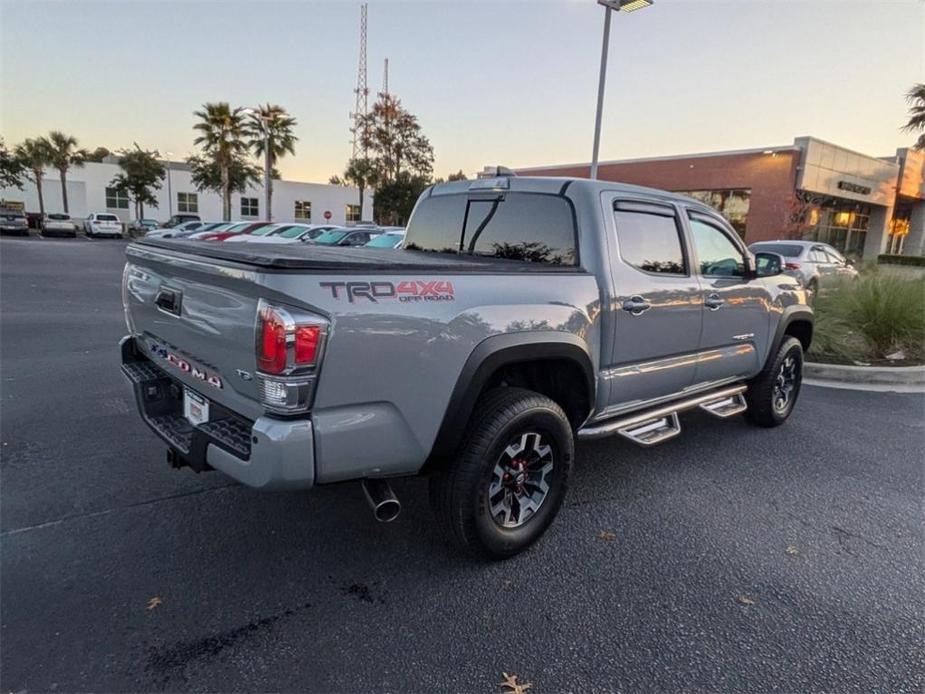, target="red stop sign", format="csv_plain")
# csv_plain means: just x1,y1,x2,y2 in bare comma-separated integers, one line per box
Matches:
323,210,332,220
